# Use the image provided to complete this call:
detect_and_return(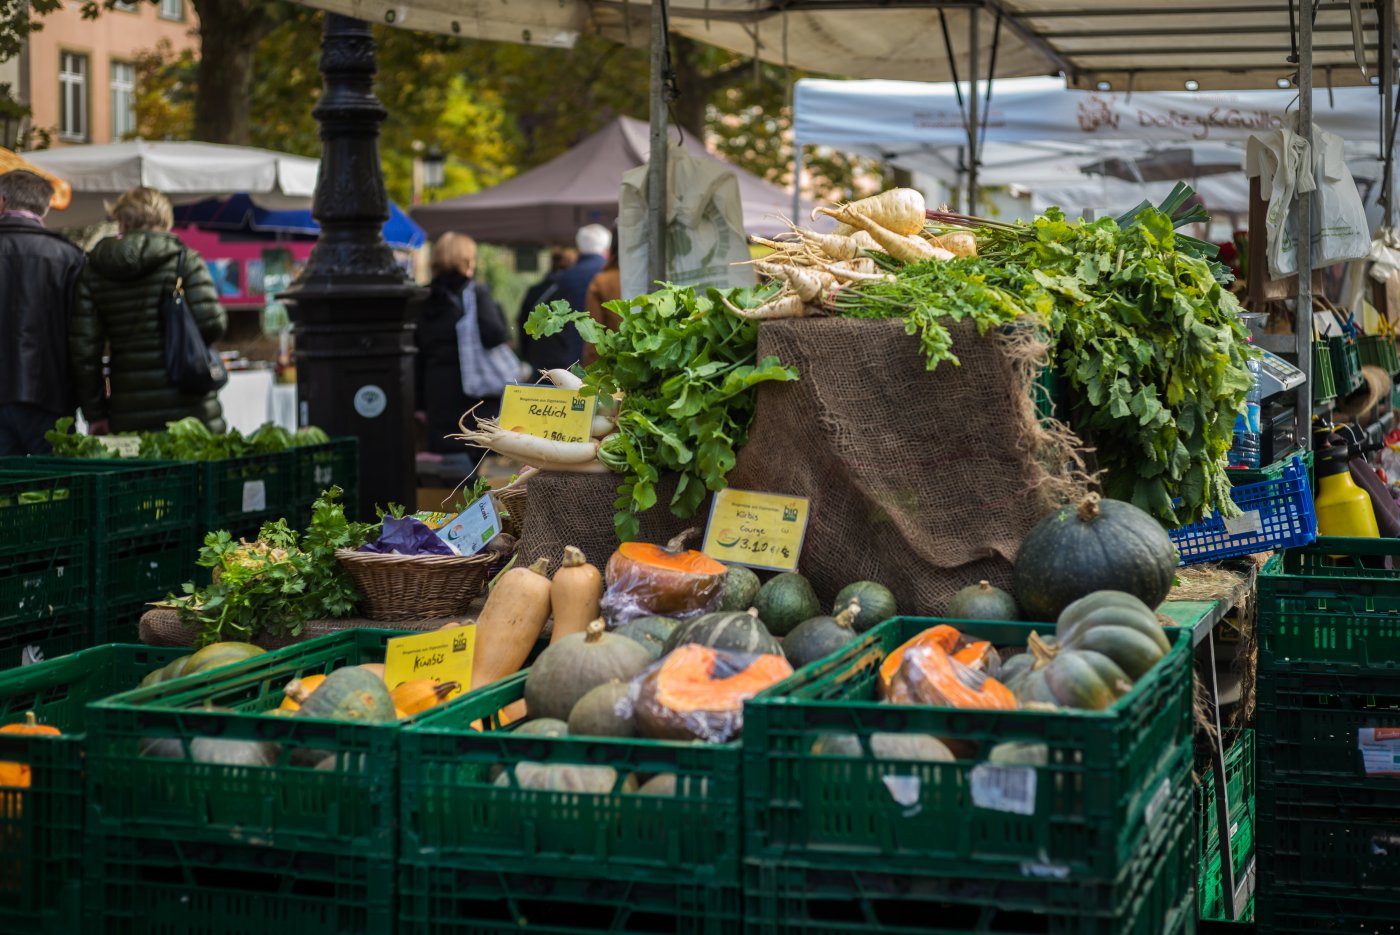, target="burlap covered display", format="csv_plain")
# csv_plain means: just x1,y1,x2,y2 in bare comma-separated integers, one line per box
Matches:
725,317,1089,614
515,472,709,574
140,607,474,649
508,316,1088,616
